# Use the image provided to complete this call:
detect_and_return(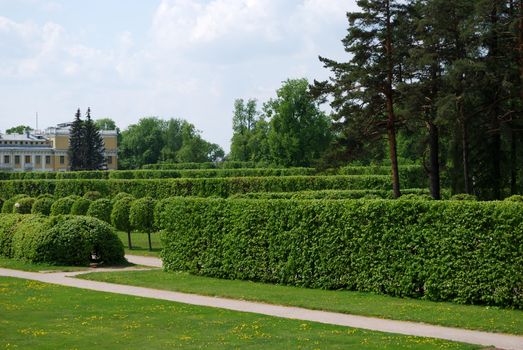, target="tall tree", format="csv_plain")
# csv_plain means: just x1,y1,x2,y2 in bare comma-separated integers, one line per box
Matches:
265,78,331,167
230,99,259,161
315,0,407,197
5,125,32,134
83,108,106,170
68,109,85,171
